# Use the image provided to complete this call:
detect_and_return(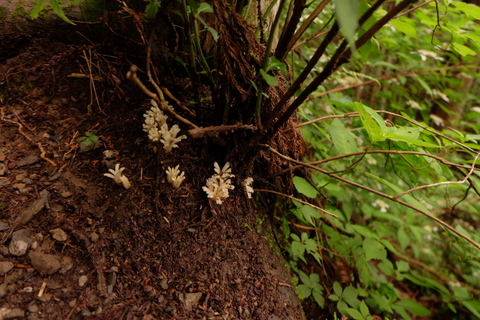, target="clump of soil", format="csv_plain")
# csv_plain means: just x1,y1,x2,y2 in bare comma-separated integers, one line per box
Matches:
0,19,305,320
